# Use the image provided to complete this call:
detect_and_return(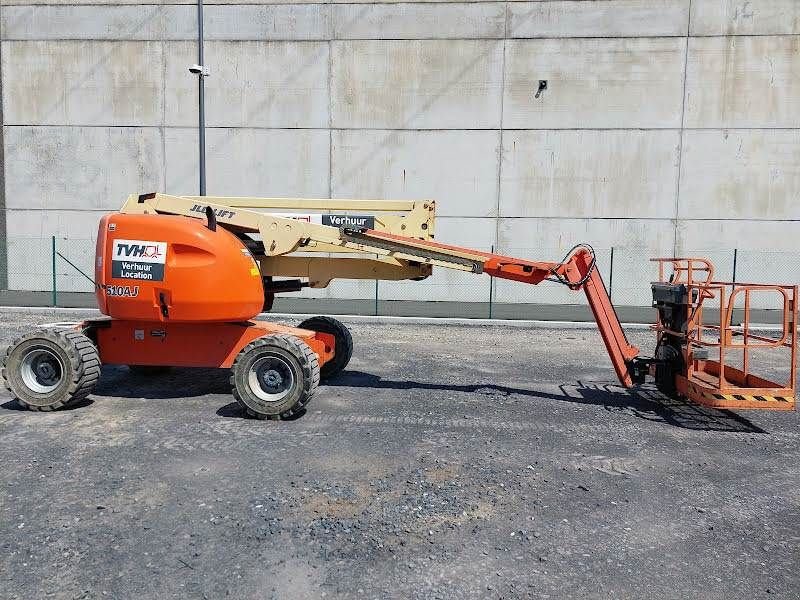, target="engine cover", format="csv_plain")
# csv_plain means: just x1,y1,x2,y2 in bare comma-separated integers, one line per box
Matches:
95,213,264,322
